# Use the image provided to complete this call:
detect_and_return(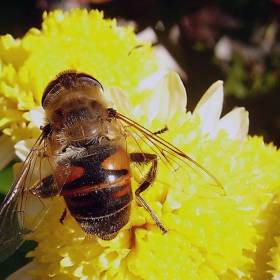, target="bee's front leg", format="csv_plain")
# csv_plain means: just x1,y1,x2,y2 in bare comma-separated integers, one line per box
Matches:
29,175,59,198
130,152,168,234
